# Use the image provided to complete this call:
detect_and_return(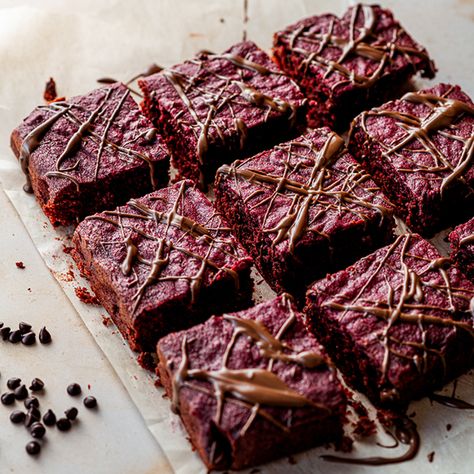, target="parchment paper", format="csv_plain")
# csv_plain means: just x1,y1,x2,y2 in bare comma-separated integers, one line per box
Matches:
1,1,473,473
